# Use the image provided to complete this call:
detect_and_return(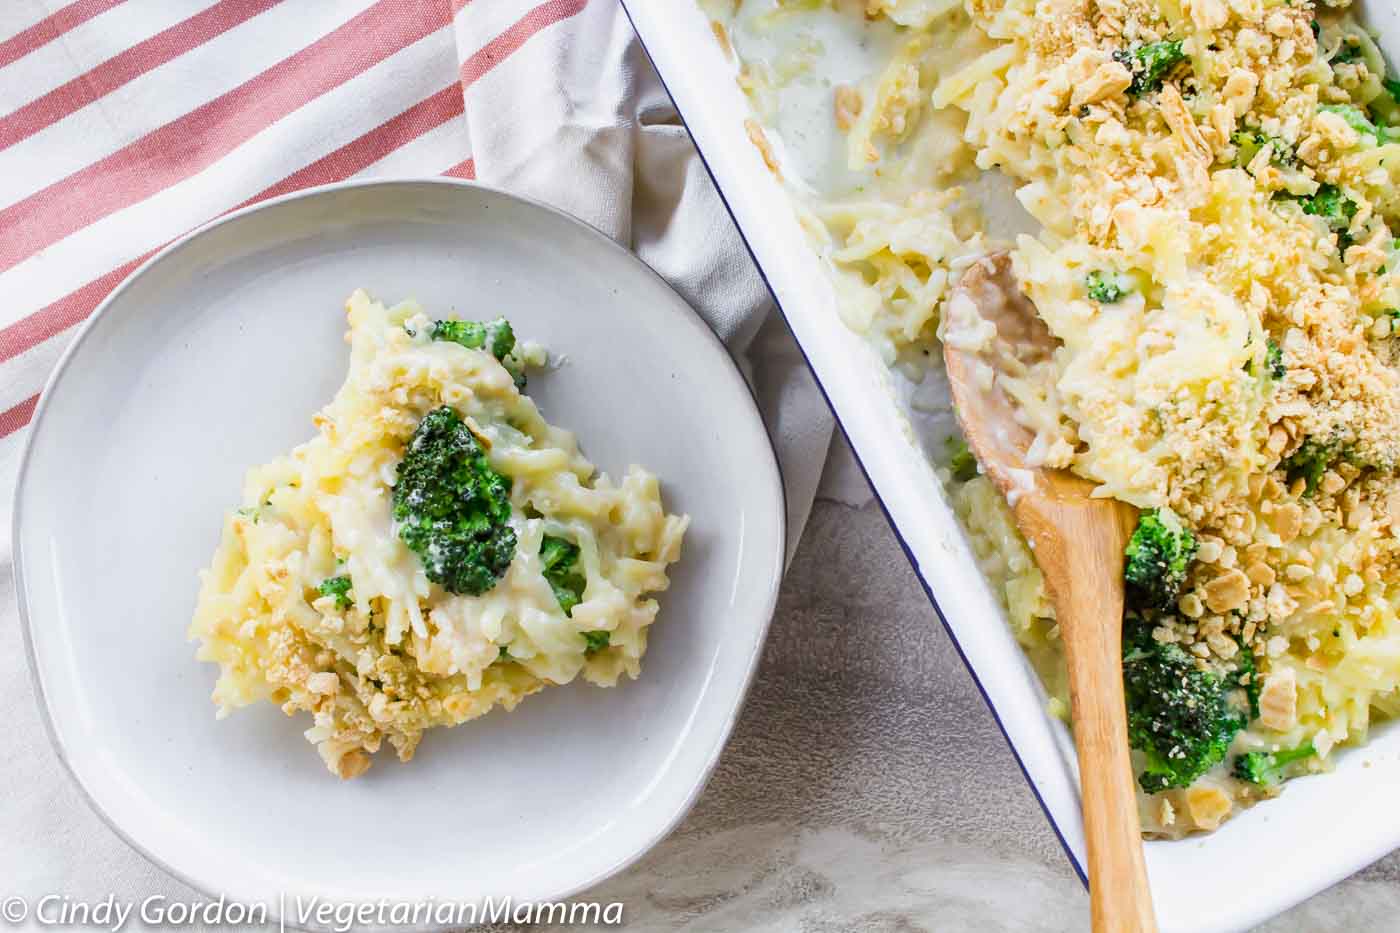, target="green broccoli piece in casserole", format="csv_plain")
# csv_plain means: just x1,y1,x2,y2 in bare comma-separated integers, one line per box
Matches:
1113,40,1187,97
582,630,611,656
1123,623,1248,794
1124,508,1198,610
317,575,353,610
1319,103,1381,140
947,437,979,482
539,534,586,616
1265,338,1285,381
428,317,527,389
1301,184,1358,228
1298,184,1358,251
1242,336,1282,380
1232,742,1316,787
1085,270,1131,303
1280,439,1337,497
392,406,517,596
1231,129,1295,169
